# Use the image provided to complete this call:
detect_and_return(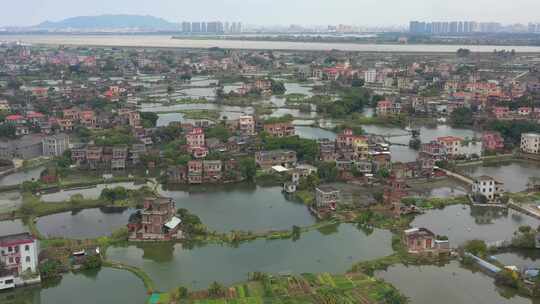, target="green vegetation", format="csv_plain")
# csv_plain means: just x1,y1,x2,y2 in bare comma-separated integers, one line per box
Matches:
159,272,407,304
449,107,474,127
262,135,319,163
317,87,370,118
140,112,159,128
